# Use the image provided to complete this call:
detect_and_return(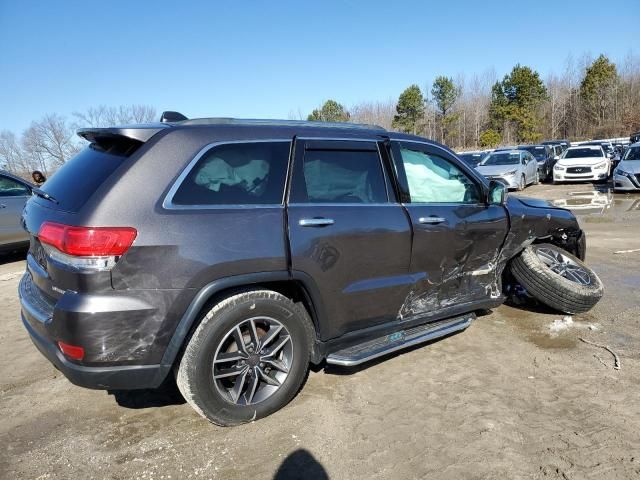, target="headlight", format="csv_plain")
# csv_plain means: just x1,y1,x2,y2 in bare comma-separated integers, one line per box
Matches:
593,162,606,169
504,170,517,176
554,164,565,171
614,168,627,176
